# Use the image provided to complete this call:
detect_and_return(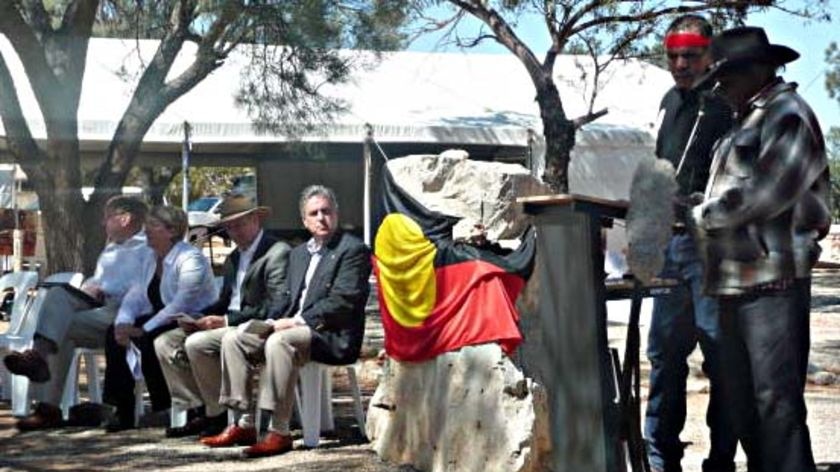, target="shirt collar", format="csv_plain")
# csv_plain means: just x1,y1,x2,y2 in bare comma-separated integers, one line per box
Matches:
747,77,791,110
241,229,264,258
306,237,323,255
